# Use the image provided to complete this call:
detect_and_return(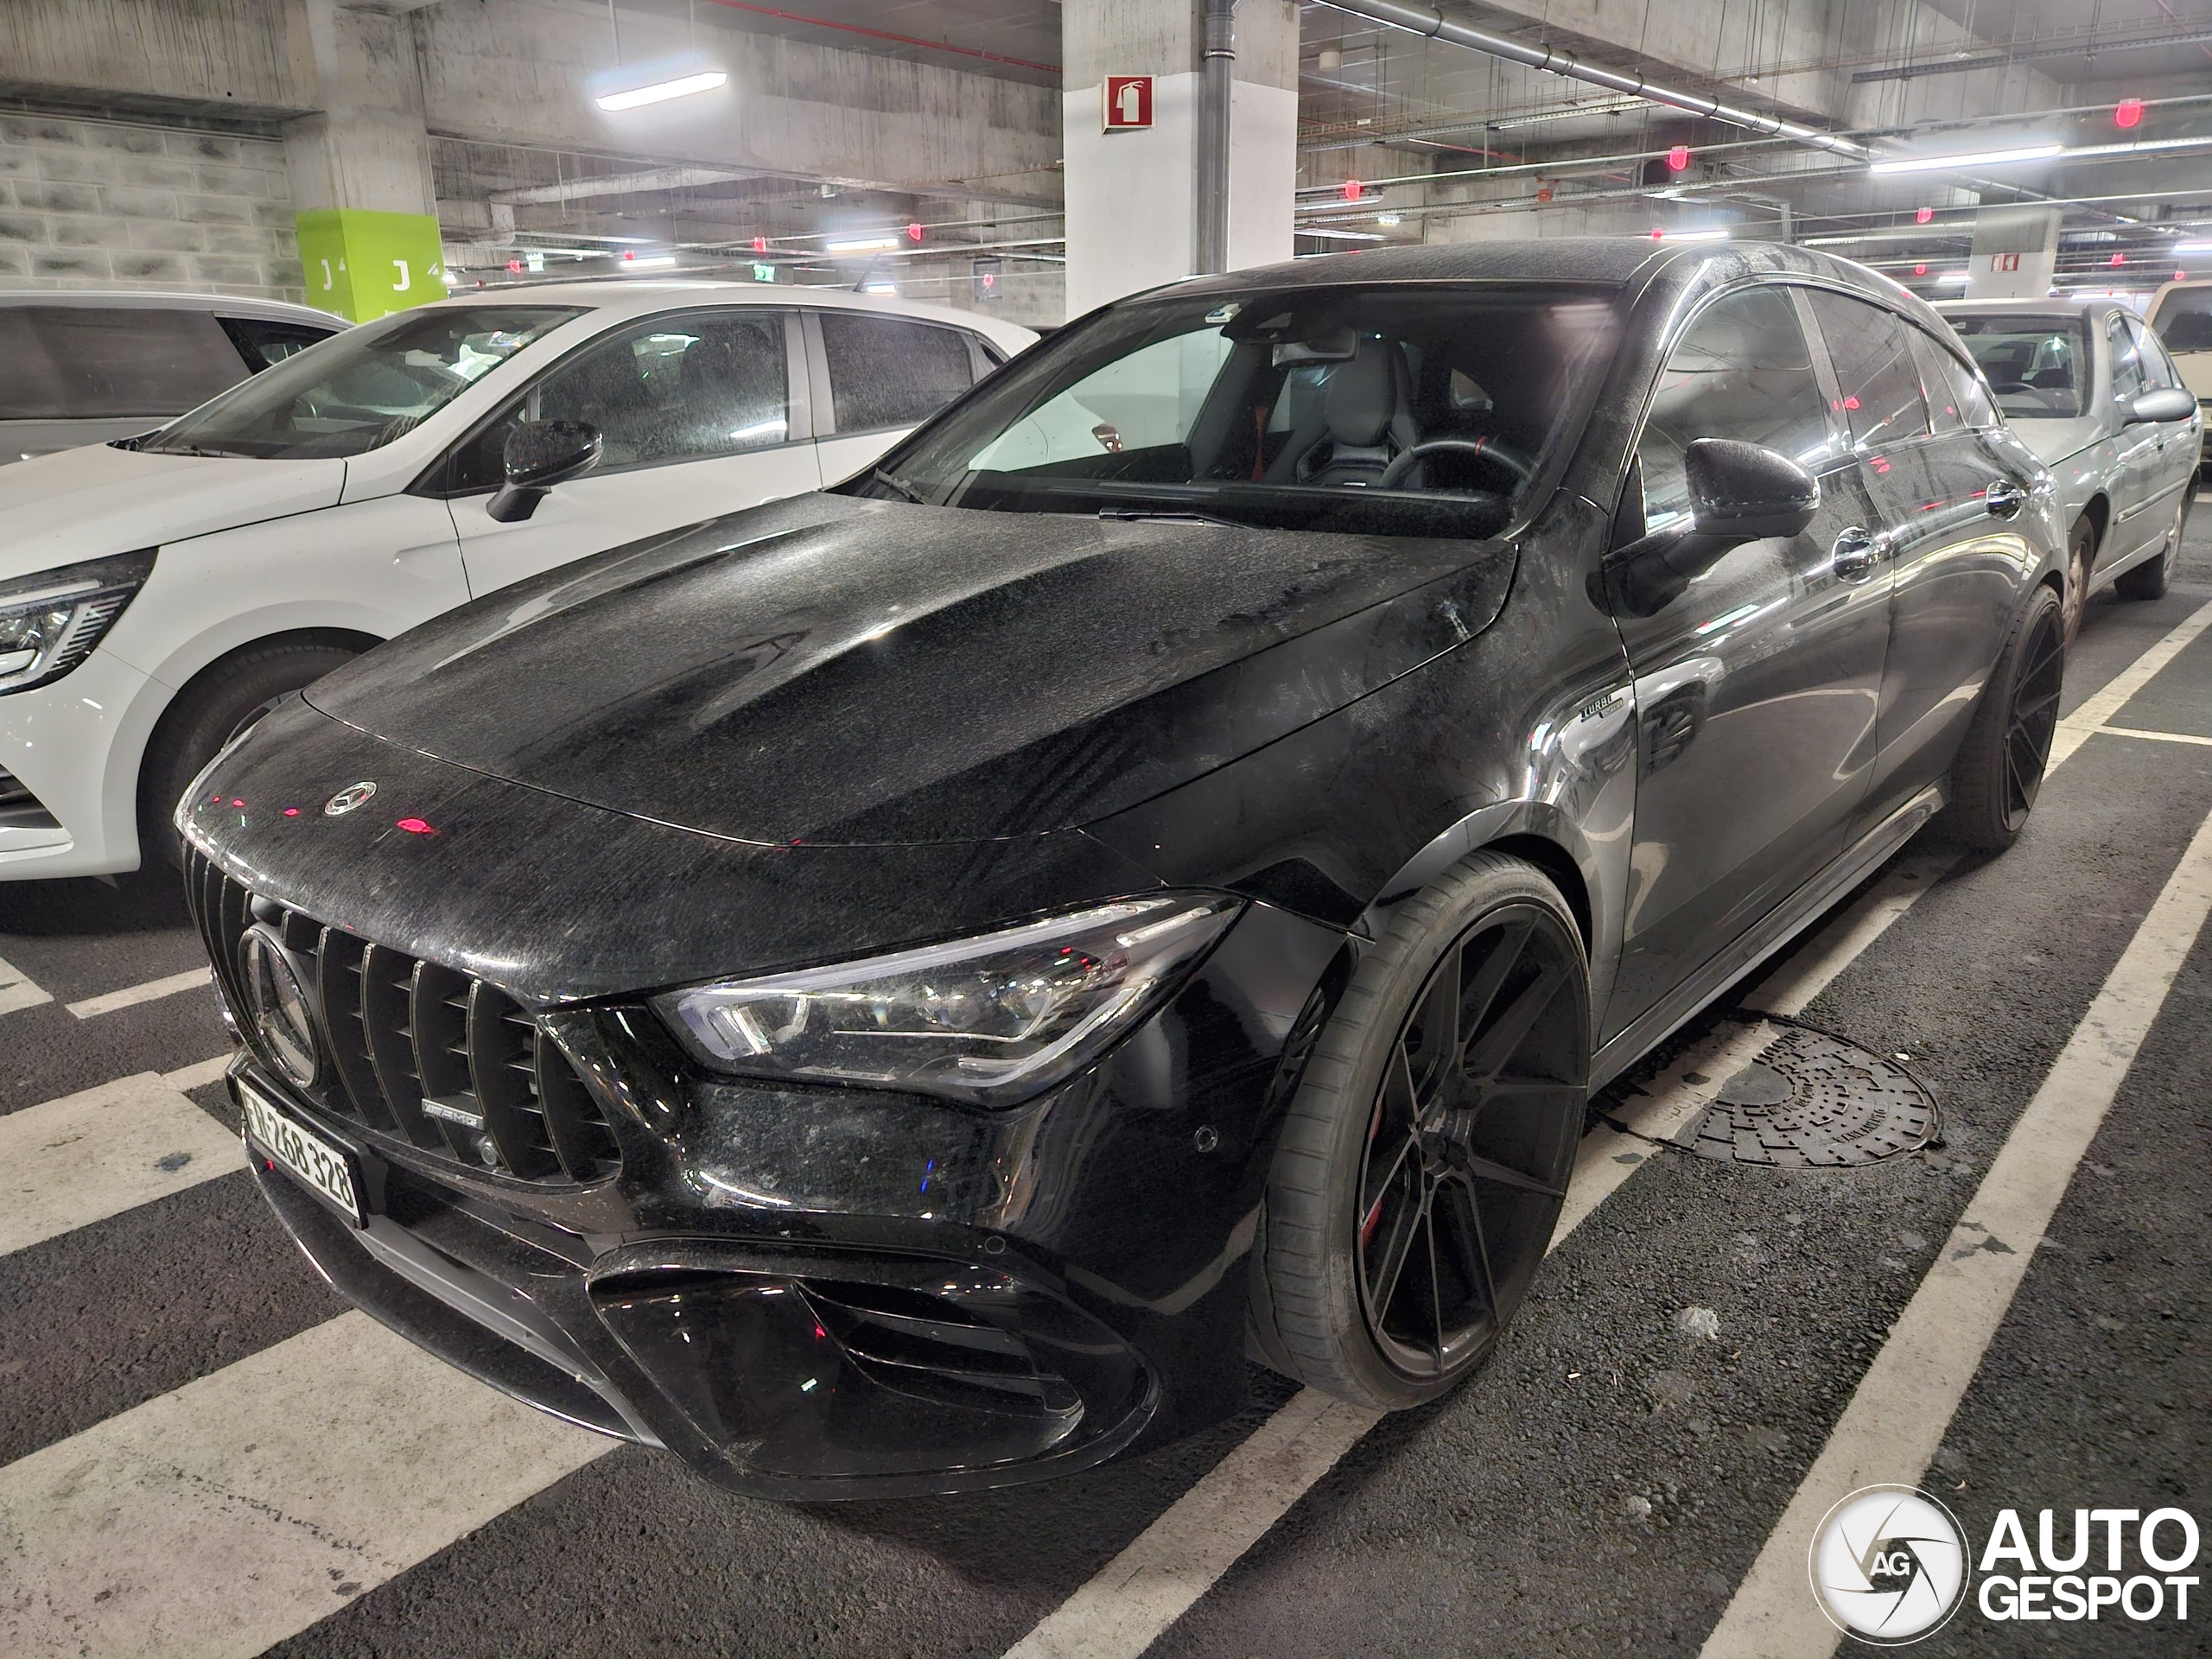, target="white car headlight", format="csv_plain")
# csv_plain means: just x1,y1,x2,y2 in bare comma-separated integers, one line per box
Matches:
0,550,156,696
655,893,1243,1108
